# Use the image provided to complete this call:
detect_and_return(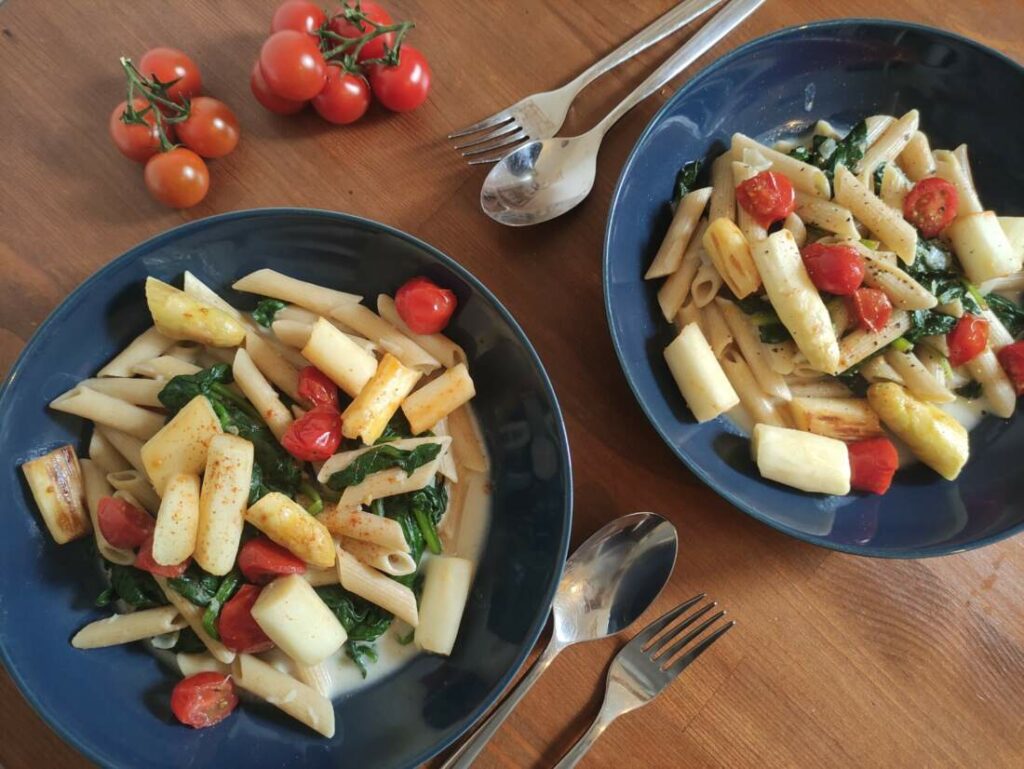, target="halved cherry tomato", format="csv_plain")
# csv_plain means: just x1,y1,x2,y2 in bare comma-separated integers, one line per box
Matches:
848,437,899,495
238,537,307,584
134,533,190,577
259,30,327,102
947,314,989,367
847,287,892,332
395,276,456,334
903,177,959,237
109,98,171,162
144,148,210,209
312,67,371,124
176,97,240,159
138,47,202,102
368,45,432,113
801,243,865,295
271,0,327,34
97,496,154,549
281,403,342,462
297,366,339,409
735,170,796,228
250,60,307,115
329,1,395,62
171,672,238,729
997,341,1024,395
218,584,274,653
